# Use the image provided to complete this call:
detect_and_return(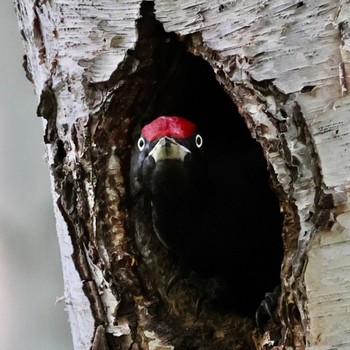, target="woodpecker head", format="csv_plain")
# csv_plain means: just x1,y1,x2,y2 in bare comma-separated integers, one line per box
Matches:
130,116,205,198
